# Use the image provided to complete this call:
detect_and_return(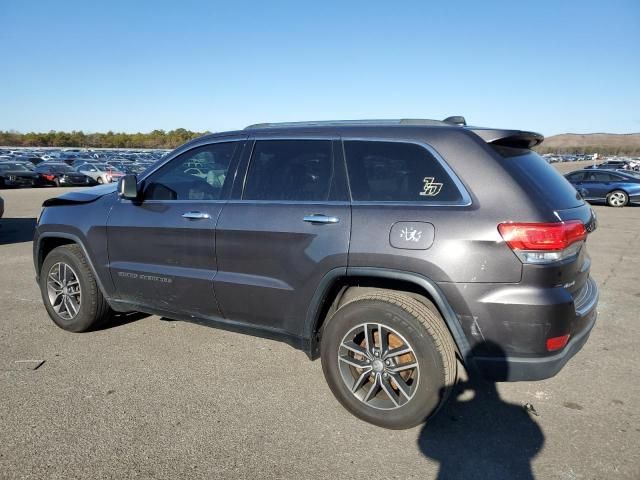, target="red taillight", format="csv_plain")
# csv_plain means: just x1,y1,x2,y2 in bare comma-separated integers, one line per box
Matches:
546,334,570,352
42,174,55,181
498,221,587,251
